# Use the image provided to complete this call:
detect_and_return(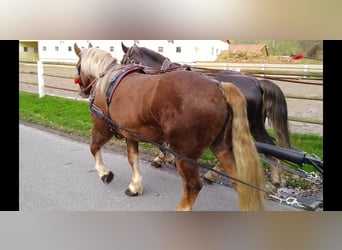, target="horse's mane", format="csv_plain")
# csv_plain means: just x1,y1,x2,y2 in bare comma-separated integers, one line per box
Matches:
136,46,166,64
81,47,117,77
